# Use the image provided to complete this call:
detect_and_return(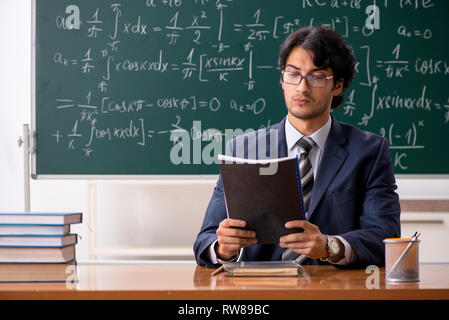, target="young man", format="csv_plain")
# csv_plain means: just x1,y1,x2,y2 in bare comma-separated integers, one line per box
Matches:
194,26,401,268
